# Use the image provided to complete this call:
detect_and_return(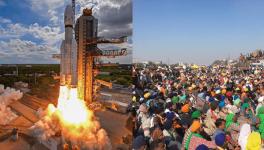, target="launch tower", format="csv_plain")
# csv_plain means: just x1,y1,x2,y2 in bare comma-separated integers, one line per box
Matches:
75,8,127,103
